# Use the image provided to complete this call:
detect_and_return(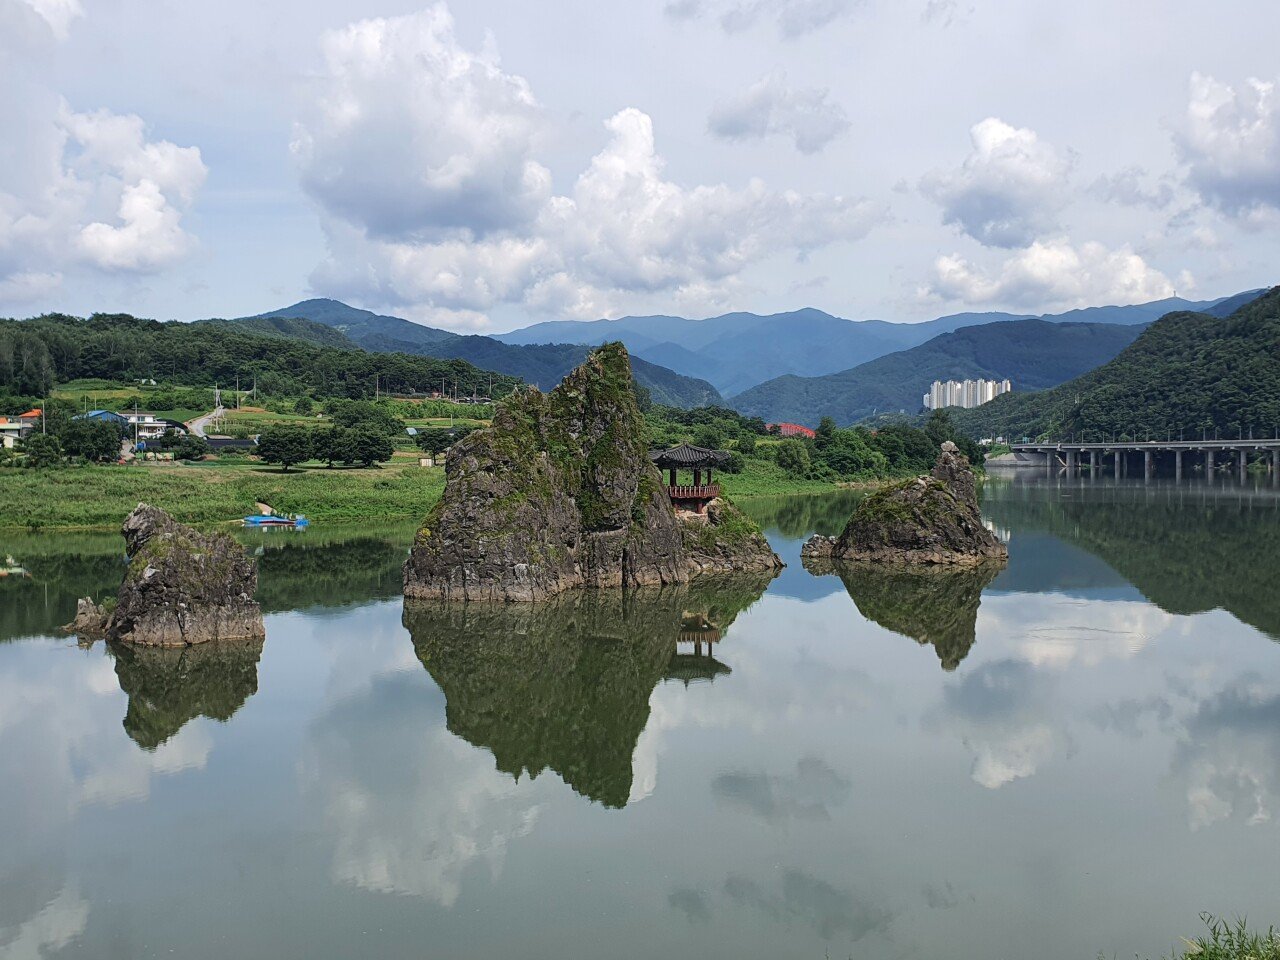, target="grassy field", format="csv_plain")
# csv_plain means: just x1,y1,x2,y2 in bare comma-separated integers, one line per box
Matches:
0,460,446,530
